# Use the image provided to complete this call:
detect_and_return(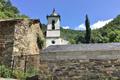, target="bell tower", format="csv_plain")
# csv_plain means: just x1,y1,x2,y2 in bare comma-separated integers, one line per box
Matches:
46,9,61,47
